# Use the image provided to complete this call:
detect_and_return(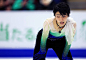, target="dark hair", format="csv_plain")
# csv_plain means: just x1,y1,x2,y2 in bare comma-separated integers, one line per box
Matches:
53,2,70,16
